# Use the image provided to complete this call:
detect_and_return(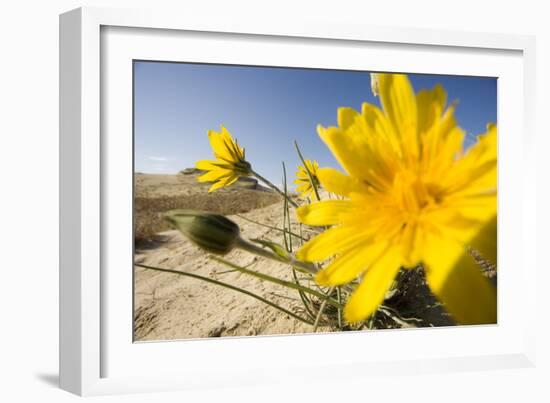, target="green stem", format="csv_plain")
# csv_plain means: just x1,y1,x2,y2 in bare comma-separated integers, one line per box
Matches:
282,165,290,252
282,162,294,252
235,236,355,294
251,169,299,208
313,286,335,332
292,267,317,321
135,263,314,325
235,214,305,241
235,236,317,275
210,256,344,310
